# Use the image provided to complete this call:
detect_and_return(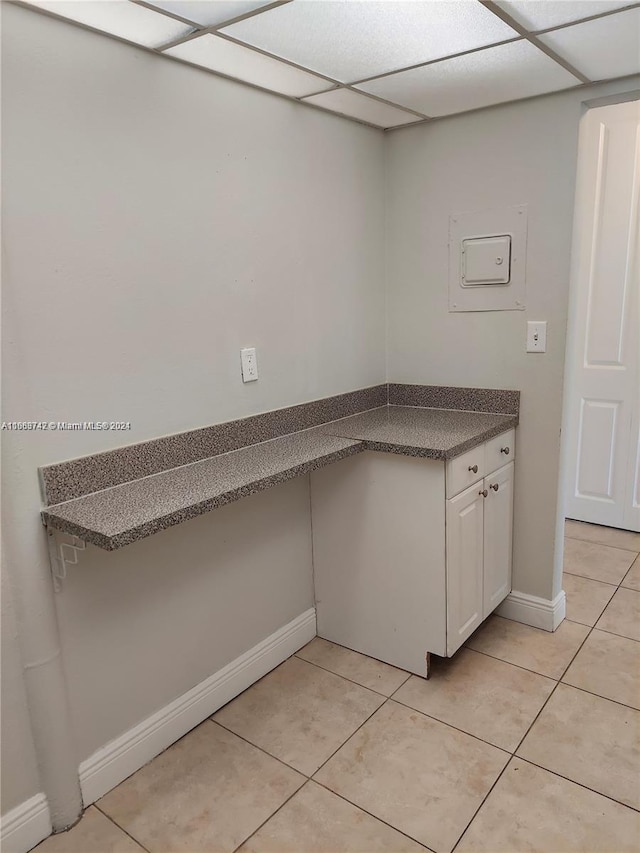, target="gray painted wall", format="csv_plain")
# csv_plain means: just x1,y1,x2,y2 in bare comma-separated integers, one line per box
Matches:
1,2,385,813
385,77,640,602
